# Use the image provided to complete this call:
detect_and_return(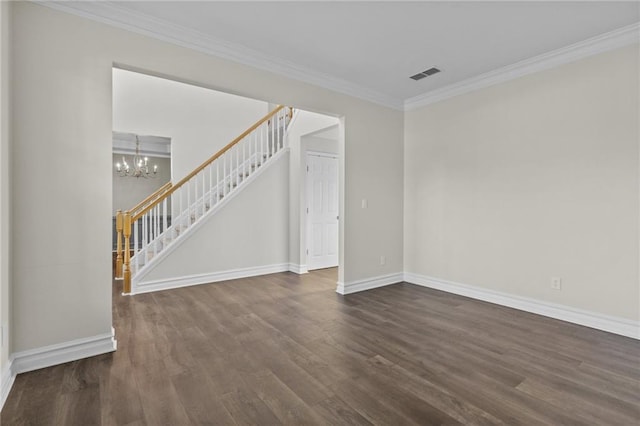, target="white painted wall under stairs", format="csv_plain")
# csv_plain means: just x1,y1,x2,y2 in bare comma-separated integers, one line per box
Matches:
132,149,291,294
125,107,293,293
